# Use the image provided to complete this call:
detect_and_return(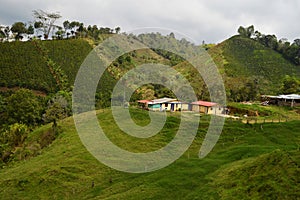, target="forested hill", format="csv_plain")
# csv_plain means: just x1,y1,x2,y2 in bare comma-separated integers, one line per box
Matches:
208,35,300,101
